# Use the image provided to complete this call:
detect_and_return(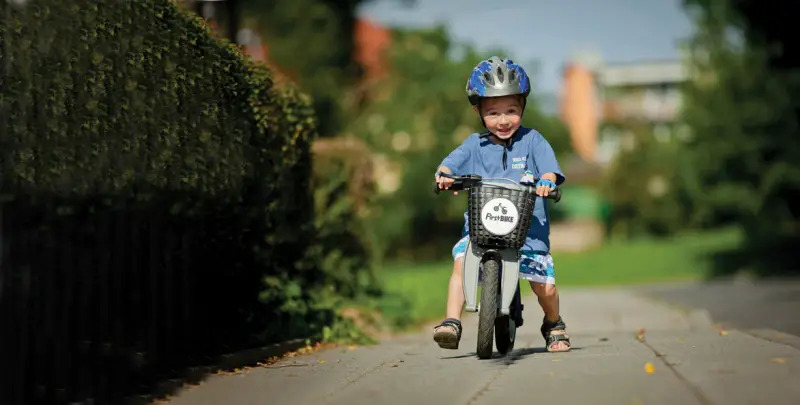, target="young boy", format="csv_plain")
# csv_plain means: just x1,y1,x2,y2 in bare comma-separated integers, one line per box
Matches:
433,56,570,352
